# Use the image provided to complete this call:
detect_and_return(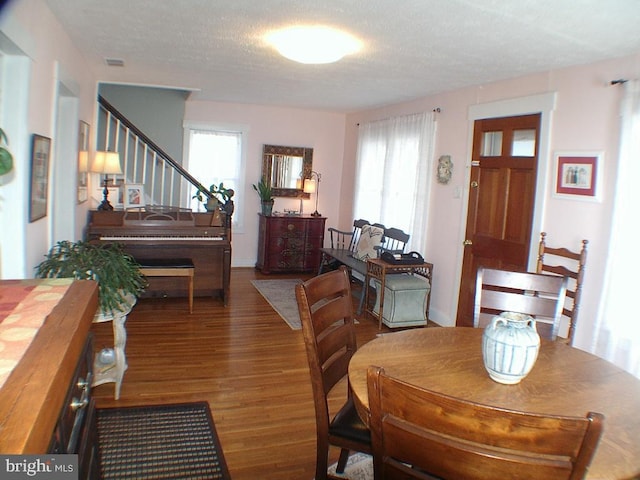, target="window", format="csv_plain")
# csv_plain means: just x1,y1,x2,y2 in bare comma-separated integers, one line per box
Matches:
184,125,247,231
353,112,436,253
